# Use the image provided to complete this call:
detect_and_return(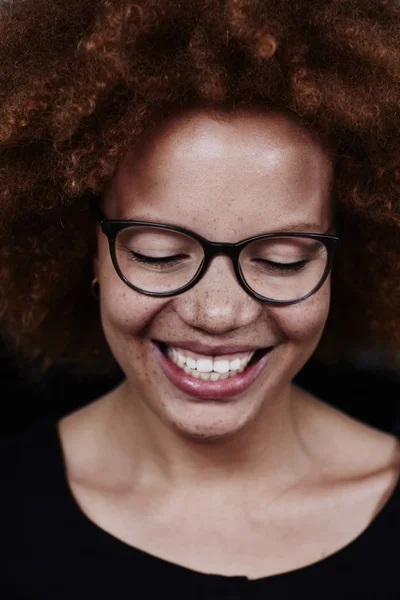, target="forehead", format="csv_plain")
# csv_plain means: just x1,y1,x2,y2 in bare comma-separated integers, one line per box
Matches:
104,108,334,239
